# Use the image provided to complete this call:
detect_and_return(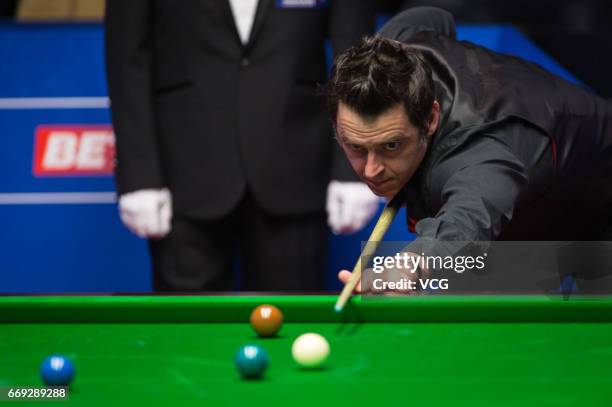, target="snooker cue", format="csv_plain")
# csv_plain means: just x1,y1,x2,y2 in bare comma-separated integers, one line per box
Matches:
334,194,403,312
